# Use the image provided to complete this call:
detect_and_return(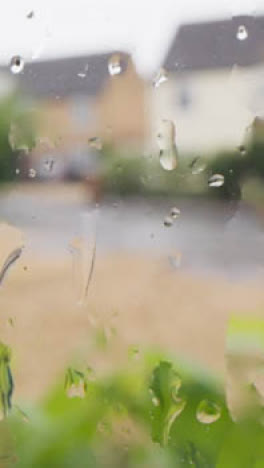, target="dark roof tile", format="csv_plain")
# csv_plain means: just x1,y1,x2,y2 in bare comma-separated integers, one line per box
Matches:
164,15,264,72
